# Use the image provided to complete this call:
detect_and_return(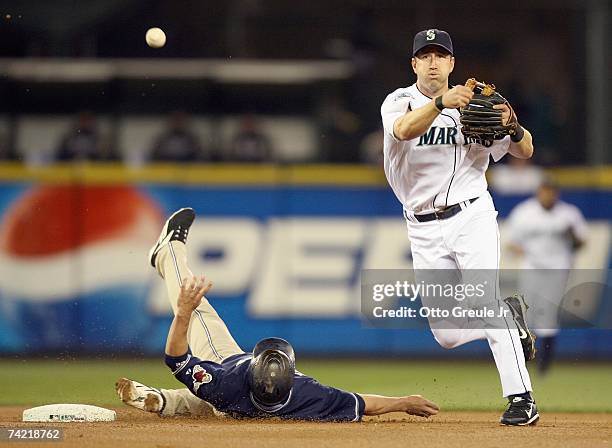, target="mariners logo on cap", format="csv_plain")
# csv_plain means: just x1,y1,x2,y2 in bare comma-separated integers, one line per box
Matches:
413,29,453,56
